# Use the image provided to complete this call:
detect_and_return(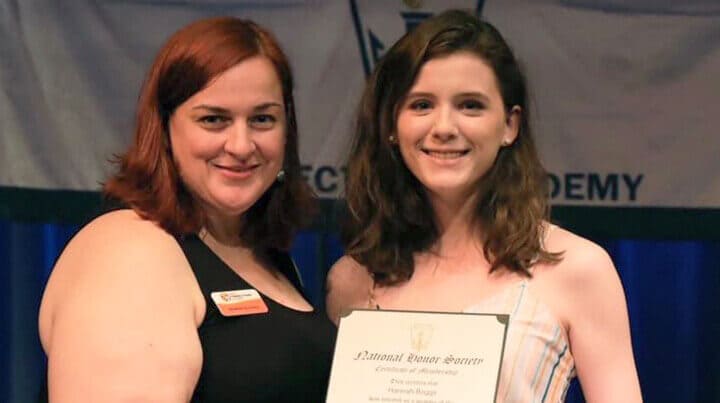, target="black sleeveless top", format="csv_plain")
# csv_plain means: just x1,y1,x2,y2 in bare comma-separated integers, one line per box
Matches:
178,235,336,402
